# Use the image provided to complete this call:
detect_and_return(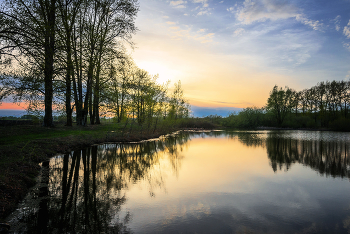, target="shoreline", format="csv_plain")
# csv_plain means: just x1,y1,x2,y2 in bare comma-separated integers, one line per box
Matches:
255,126,332,131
